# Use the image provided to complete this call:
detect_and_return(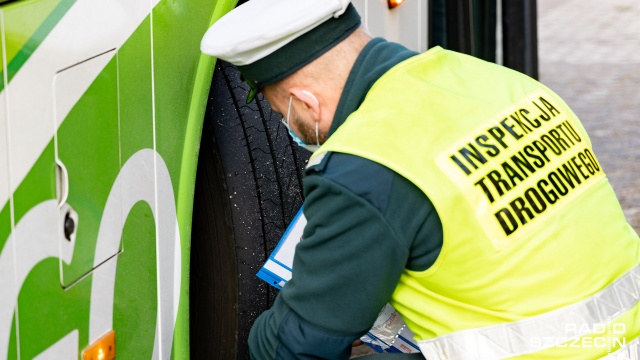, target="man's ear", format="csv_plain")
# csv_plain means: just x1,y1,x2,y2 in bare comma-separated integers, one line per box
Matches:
290,88,321,120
